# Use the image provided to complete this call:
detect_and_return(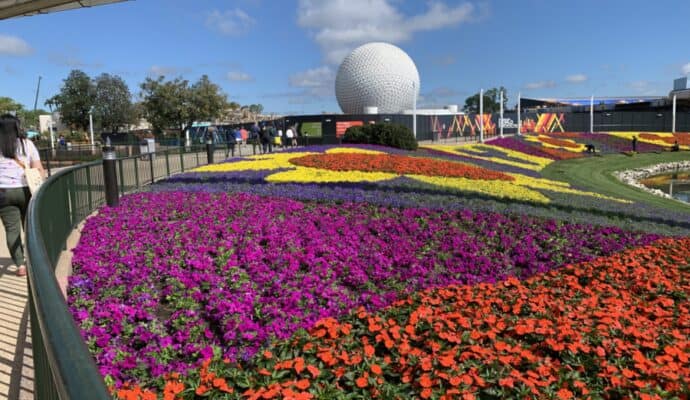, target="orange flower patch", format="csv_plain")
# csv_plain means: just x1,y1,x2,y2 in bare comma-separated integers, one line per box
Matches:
640,132,690,145
289,153,515,180
197,237,689,399
535,146,583,160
